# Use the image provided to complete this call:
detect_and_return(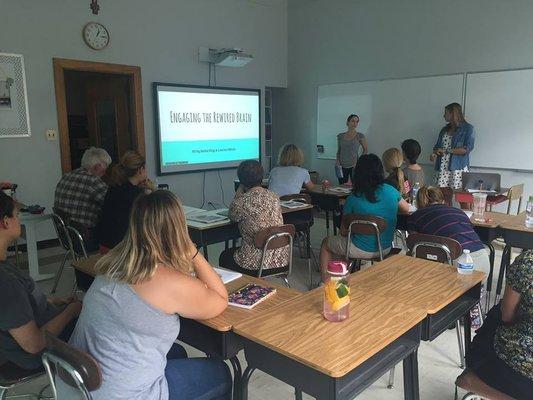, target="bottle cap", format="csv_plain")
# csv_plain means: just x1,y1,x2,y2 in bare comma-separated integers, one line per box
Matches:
327,260,348,275
463,249,470,254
